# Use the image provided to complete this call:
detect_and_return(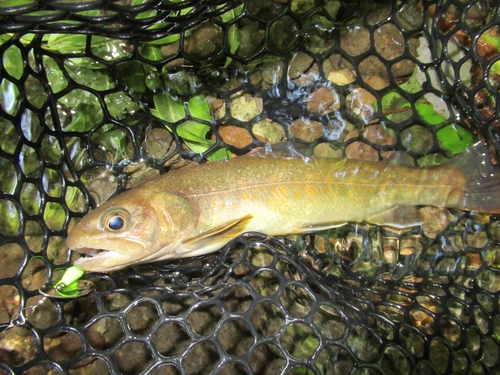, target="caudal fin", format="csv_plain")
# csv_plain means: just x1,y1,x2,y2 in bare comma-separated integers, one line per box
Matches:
448,142,500,213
